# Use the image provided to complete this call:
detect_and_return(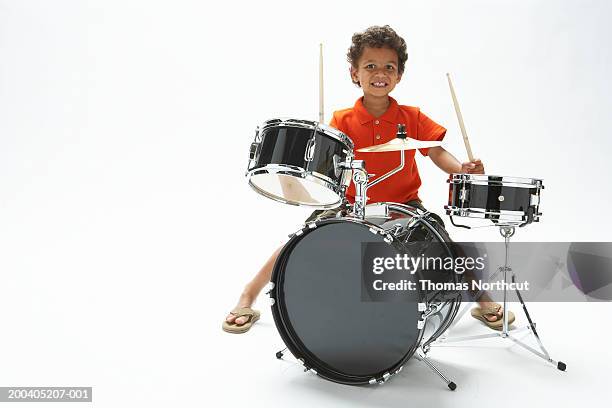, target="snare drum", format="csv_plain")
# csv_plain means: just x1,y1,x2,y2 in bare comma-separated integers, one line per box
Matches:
246,118,354,208
445,174,543,225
